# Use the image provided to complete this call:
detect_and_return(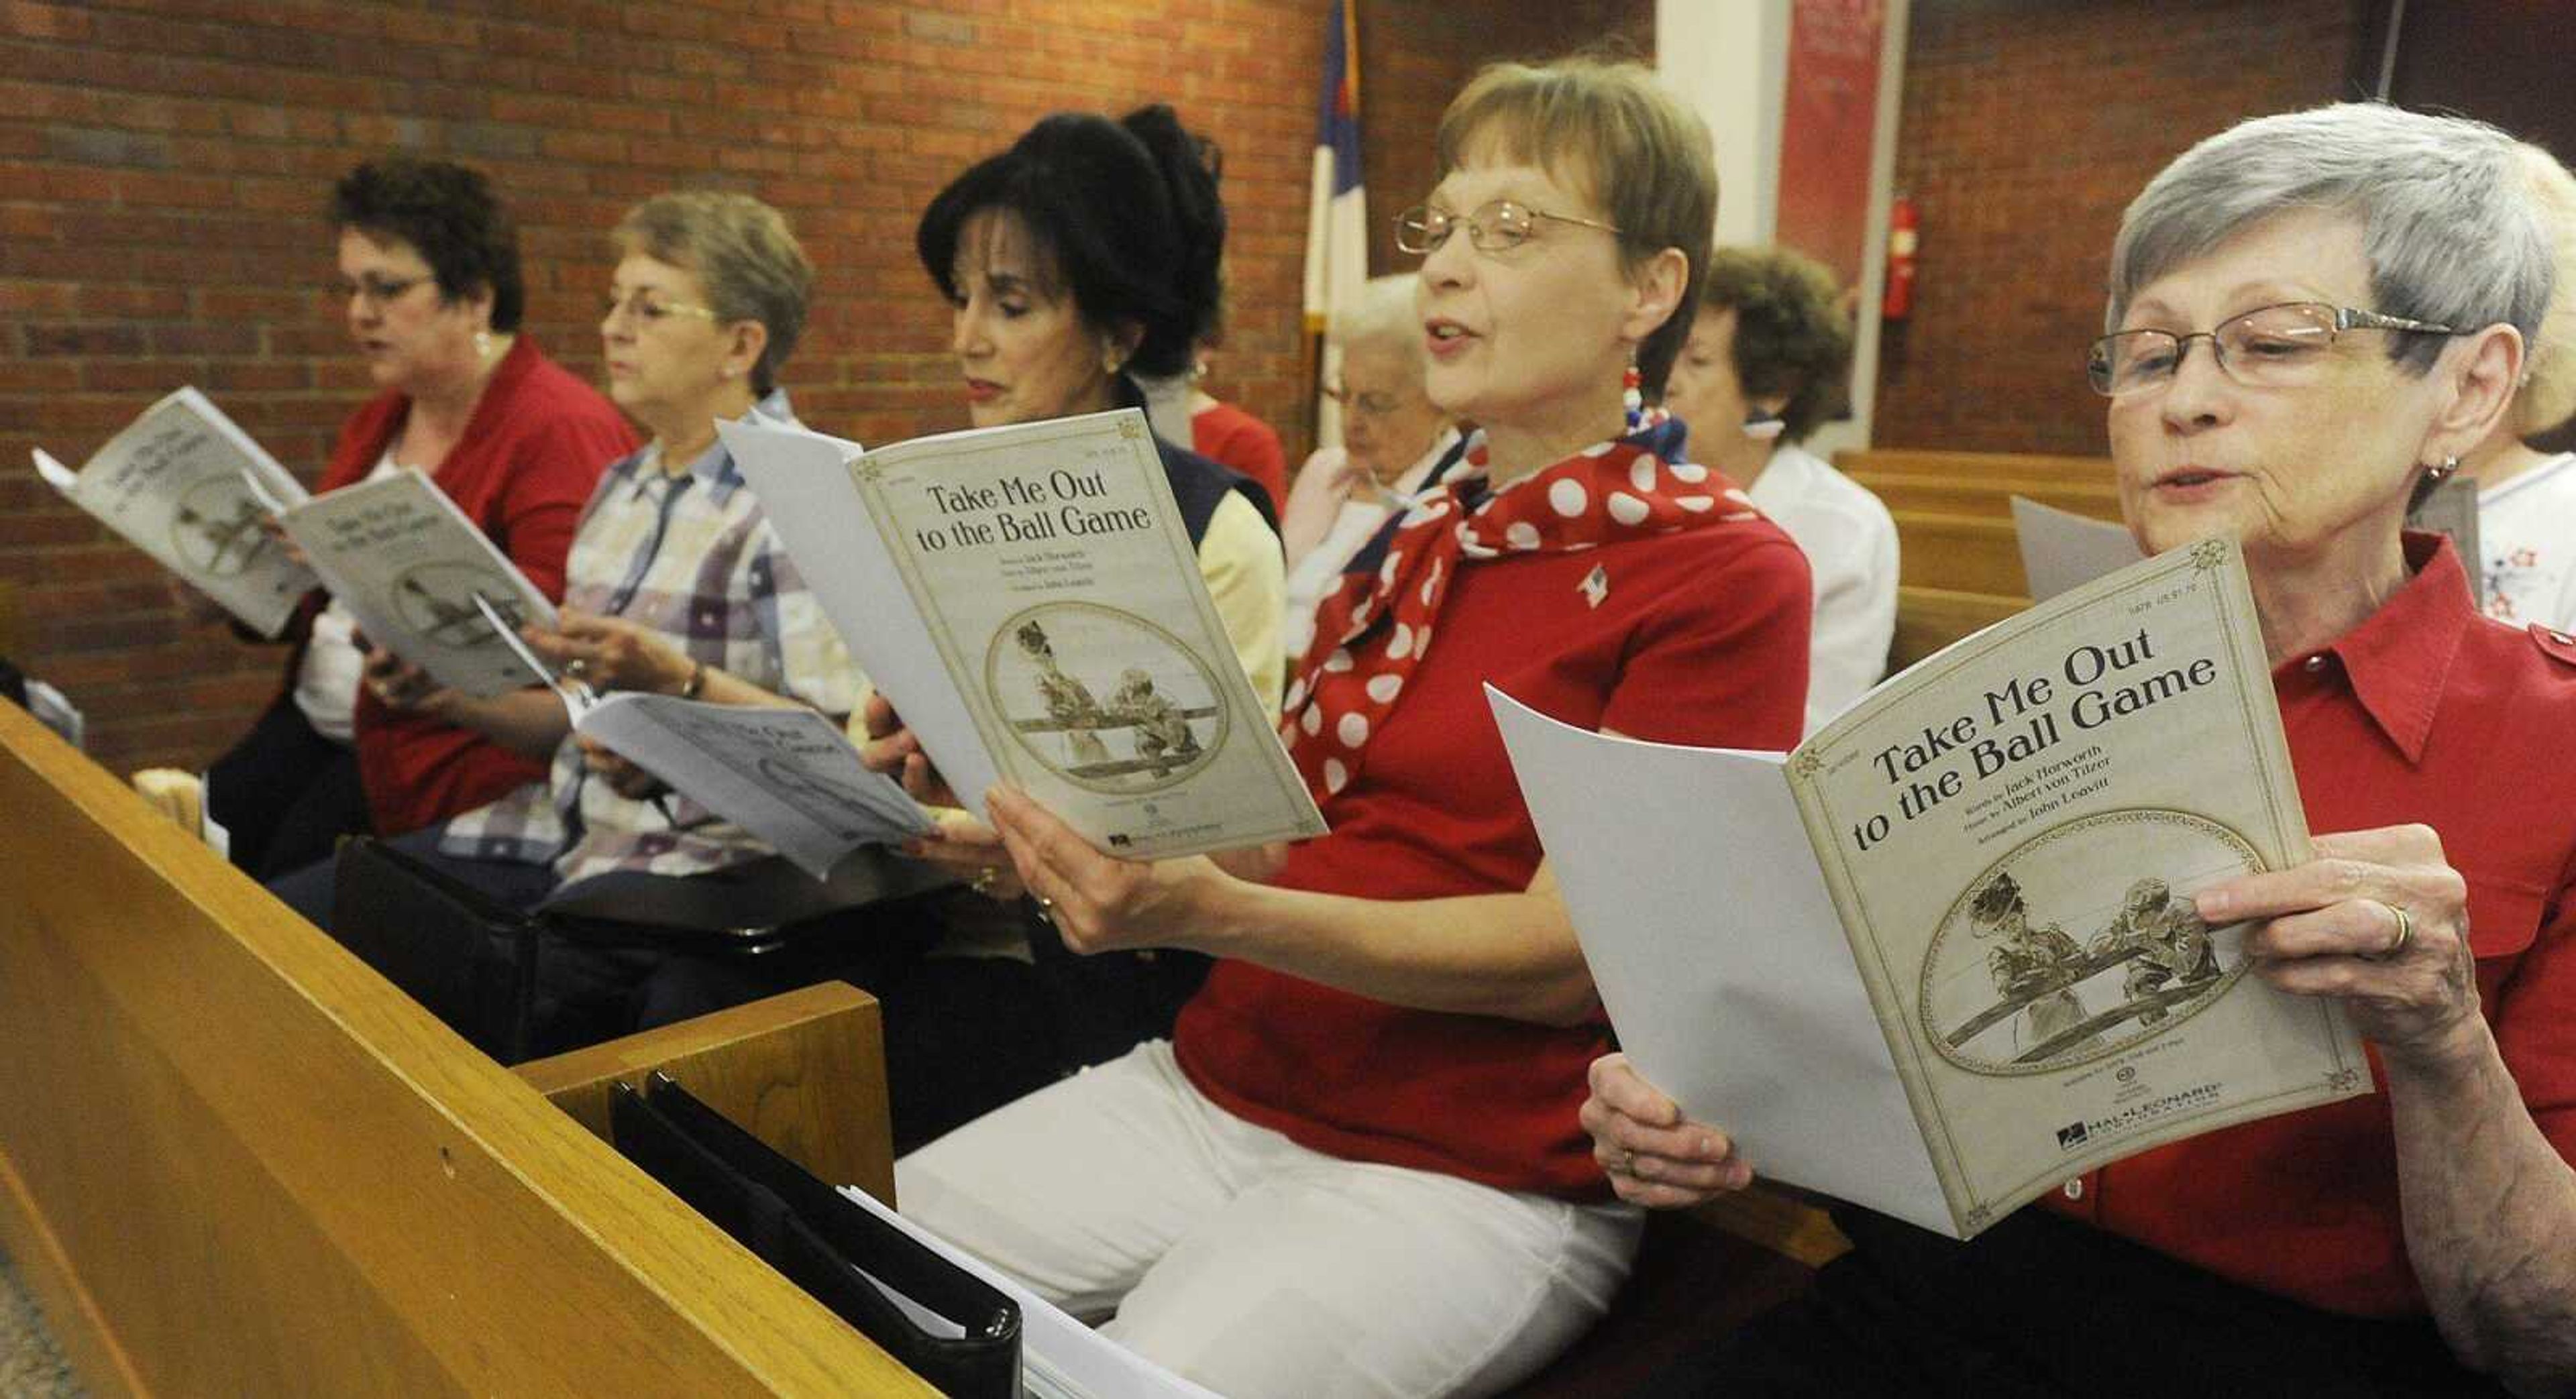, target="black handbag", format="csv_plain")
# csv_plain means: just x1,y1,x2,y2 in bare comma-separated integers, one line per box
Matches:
330,835,541,1062
610,1073,1023,1398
